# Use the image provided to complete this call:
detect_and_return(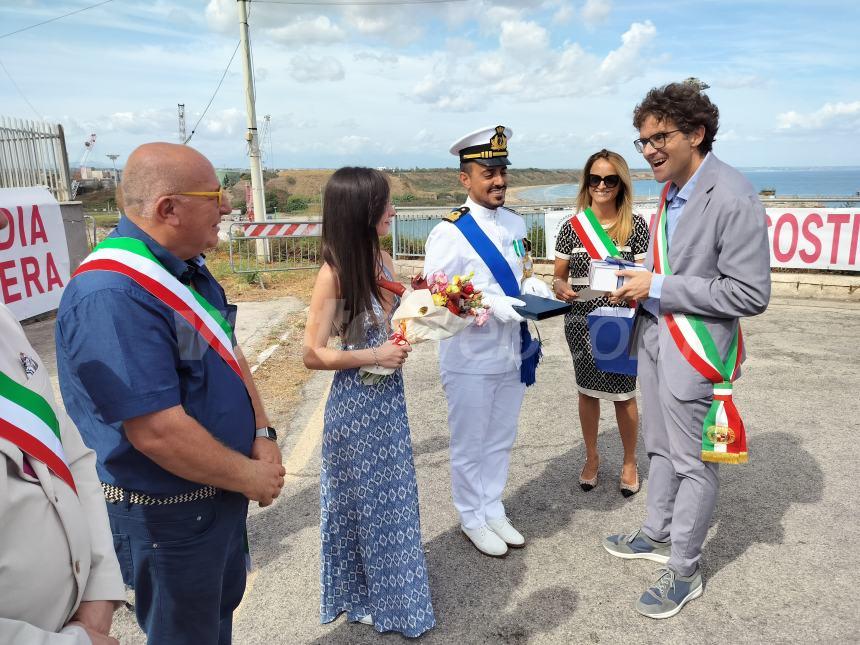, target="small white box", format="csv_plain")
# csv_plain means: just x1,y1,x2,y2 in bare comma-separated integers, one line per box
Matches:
589,260,647,292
